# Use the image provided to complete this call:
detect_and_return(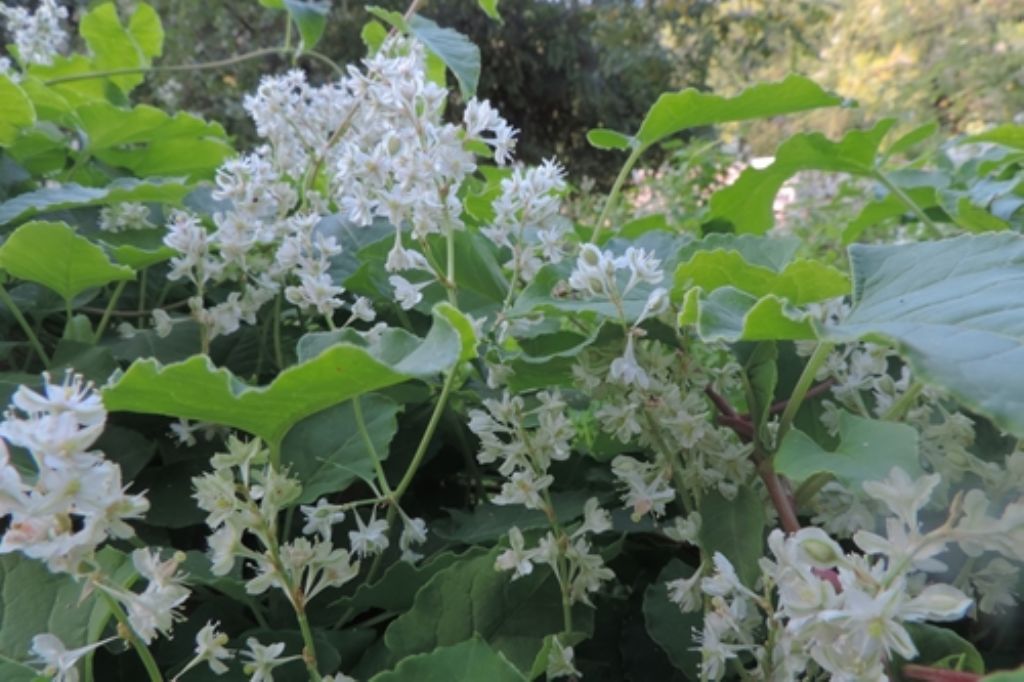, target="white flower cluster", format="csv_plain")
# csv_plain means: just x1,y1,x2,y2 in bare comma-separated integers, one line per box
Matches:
191,436,362,605
573,337,753,523
98,202,154,233
99,548,191,644
484,159,571,282
0,0,68,67
0,372,148,575
687,467,1024,681
163,36,530,336
470,390,614,678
